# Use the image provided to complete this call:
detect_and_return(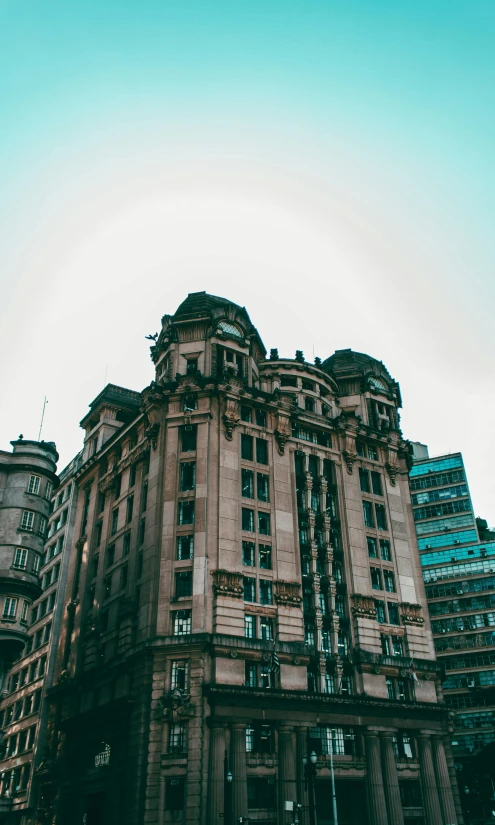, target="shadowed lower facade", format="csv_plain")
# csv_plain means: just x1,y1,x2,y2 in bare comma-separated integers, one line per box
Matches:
31,292,460,825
